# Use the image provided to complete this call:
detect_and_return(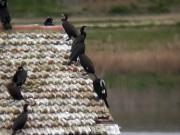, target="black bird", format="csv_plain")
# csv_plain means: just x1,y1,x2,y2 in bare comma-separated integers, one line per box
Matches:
71,26,87,53
12,66,27,88
61,13,78,40
0,0,12,30
79,54,95,74
6,82,24,101
68,42,85,65
93,77,109,108
12,104,29,135
68,26,87,65
44,17,54,26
